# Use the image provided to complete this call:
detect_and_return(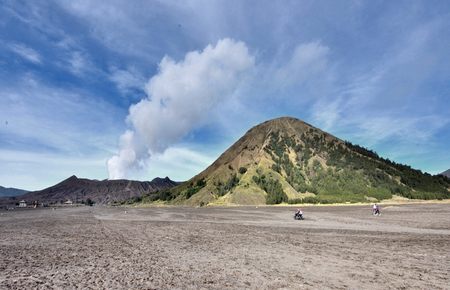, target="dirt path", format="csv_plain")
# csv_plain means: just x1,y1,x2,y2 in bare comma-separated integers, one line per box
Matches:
0,204,449,289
